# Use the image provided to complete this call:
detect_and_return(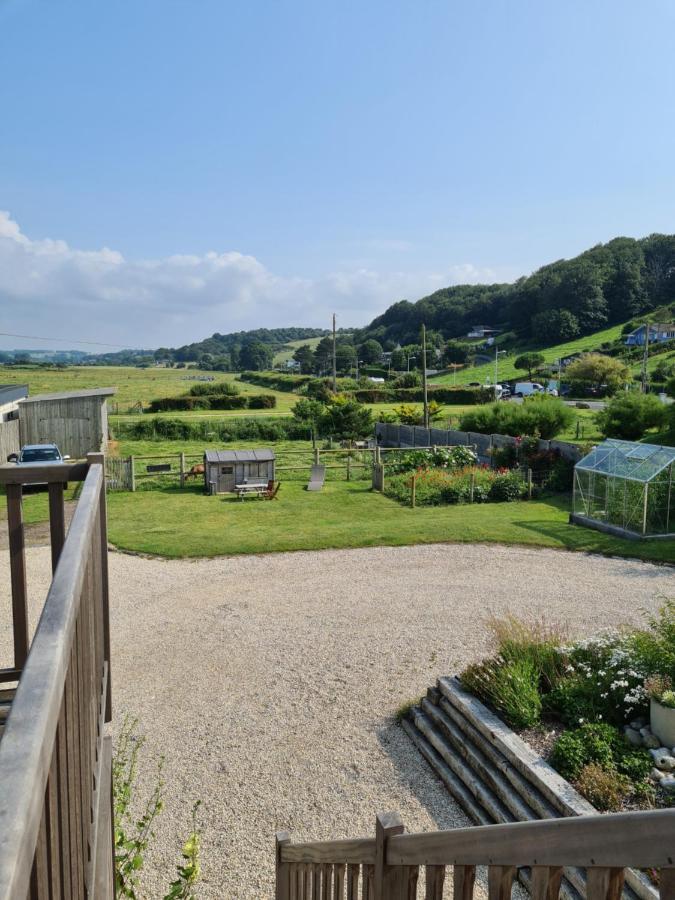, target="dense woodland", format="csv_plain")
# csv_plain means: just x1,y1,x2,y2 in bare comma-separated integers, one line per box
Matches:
355,234,675,347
